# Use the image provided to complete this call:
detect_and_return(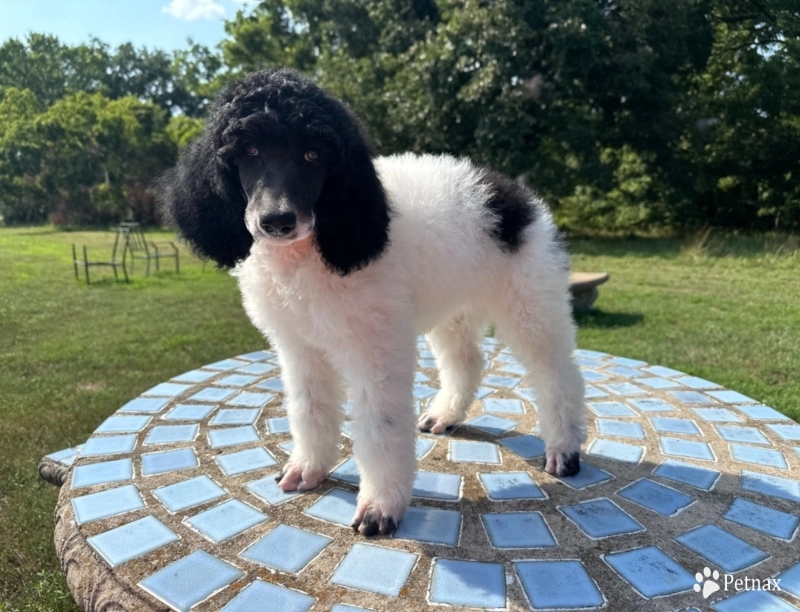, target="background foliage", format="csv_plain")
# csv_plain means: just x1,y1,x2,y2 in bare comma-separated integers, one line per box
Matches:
0,1,798,230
